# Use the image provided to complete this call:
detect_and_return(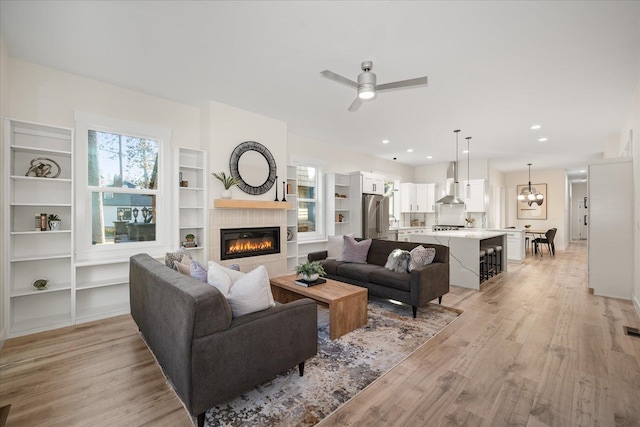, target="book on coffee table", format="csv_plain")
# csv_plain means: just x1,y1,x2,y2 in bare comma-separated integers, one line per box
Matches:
294,278,327,287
